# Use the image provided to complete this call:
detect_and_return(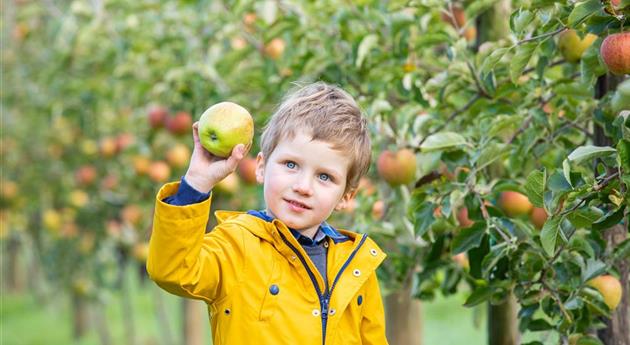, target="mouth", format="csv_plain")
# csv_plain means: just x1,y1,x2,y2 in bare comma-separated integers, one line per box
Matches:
284,198,311,210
